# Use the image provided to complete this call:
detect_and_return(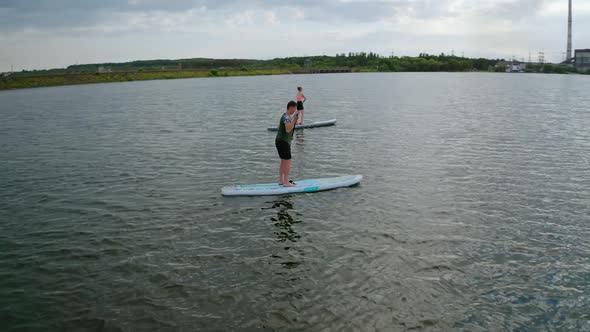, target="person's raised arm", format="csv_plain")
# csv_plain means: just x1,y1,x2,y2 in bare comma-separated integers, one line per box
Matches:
285,112,299,132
